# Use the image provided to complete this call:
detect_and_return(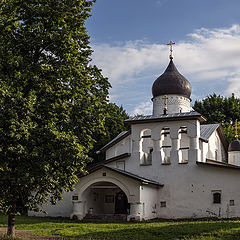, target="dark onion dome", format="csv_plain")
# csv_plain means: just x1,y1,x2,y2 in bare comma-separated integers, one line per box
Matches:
228,139,240,151
152,59,192,99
